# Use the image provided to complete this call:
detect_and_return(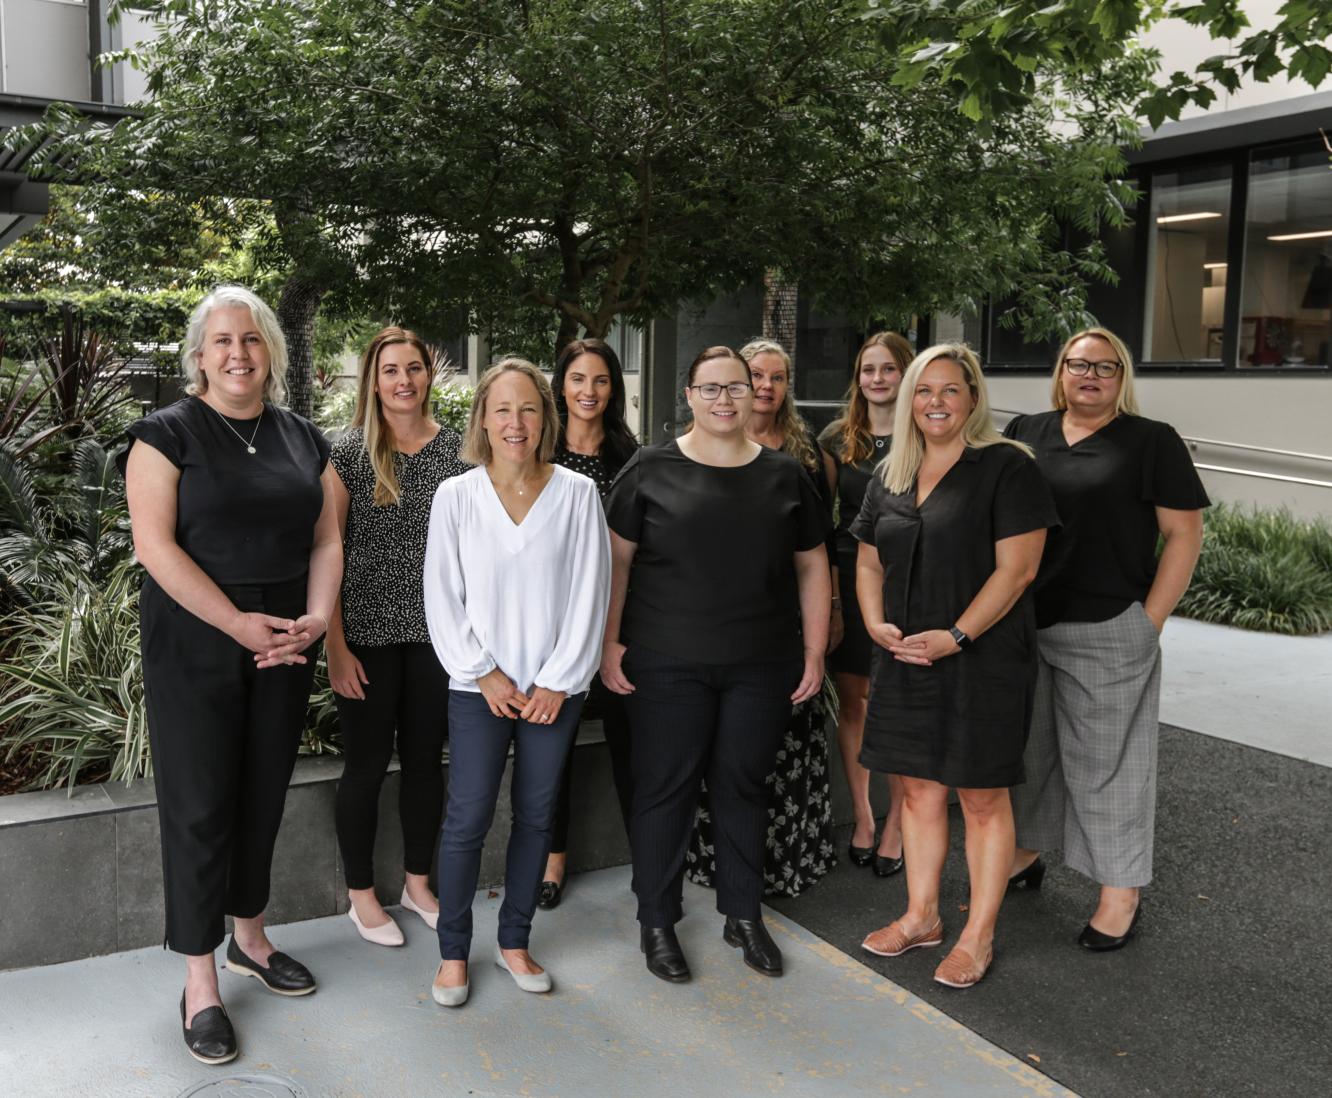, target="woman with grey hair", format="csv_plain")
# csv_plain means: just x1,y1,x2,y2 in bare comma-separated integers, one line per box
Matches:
119,285,342,1064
